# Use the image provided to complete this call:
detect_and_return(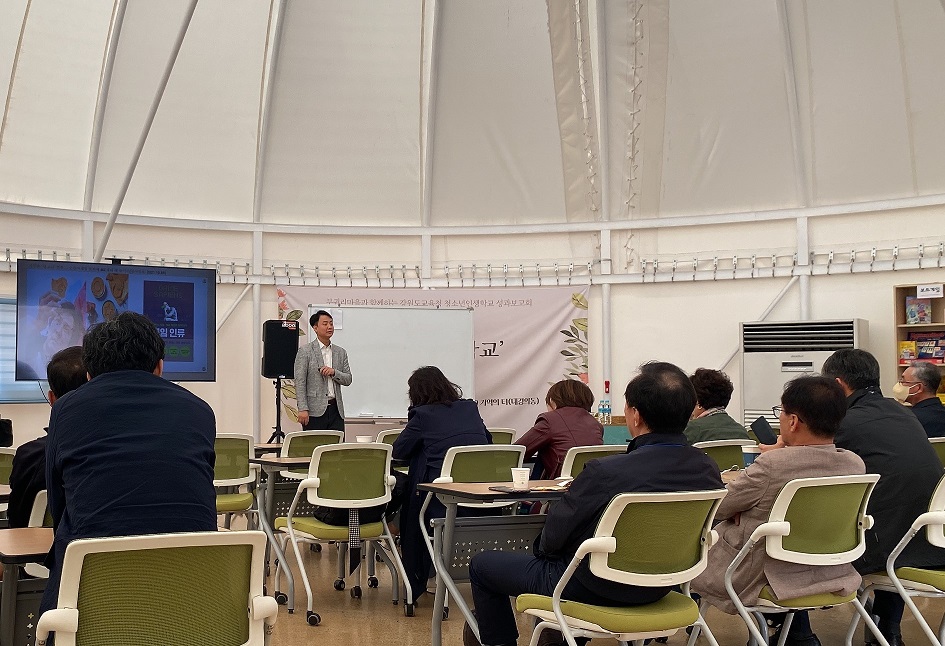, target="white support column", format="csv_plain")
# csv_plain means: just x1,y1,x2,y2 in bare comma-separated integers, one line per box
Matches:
82,220,94,261
796,217,811,320
84,0,128,212
421,234,432,280
600,230,612,388
594,0,612,391
94,0,200,262
252,0,287,223
252,230,263,440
